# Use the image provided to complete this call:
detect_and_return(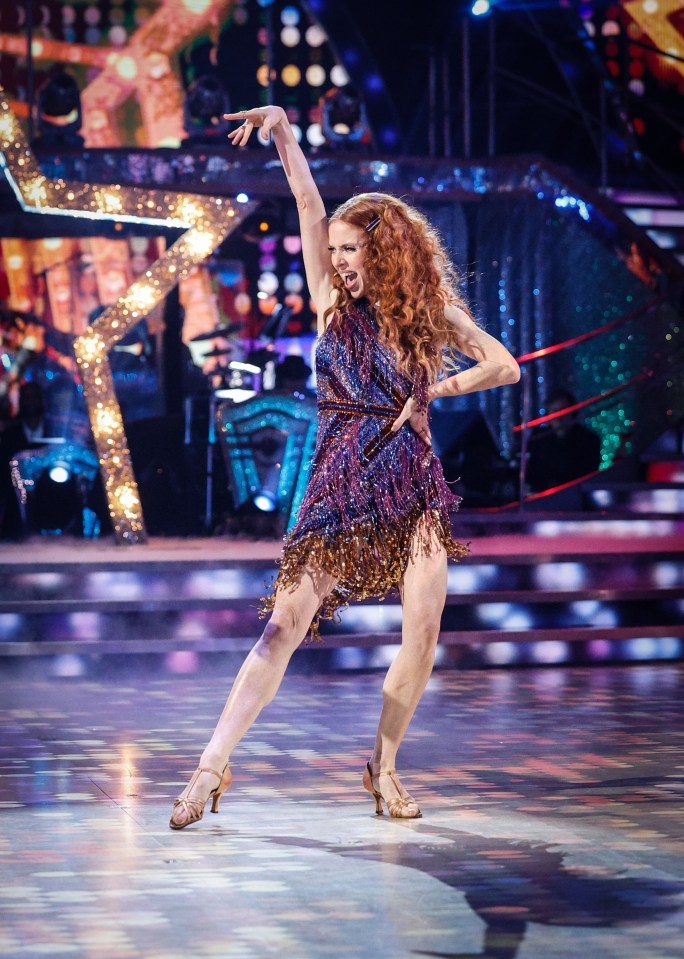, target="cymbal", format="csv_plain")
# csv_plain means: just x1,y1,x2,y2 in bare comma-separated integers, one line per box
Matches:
190,322,241,342
245,347,278,368
203,346,233,357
